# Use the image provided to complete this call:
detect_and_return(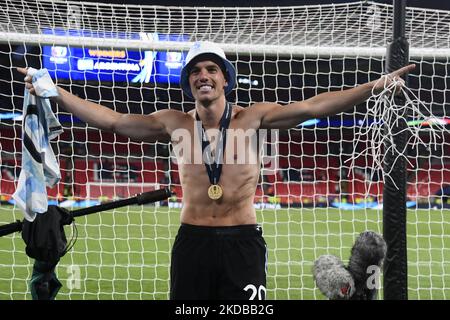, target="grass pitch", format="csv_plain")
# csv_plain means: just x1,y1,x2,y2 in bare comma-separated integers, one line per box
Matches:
0,205,448,300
